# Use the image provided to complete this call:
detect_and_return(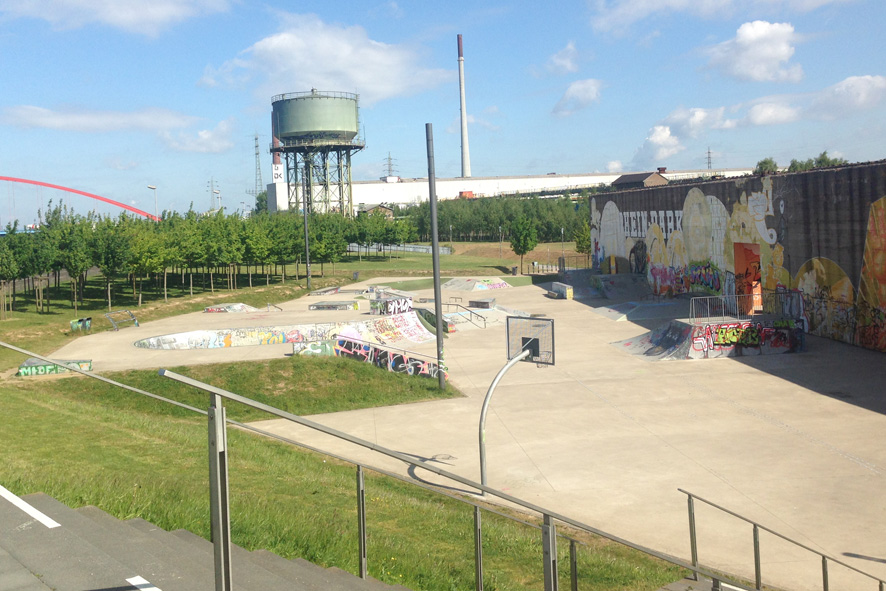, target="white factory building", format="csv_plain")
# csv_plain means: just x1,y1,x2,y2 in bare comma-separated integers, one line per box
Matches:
266,166,754,214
